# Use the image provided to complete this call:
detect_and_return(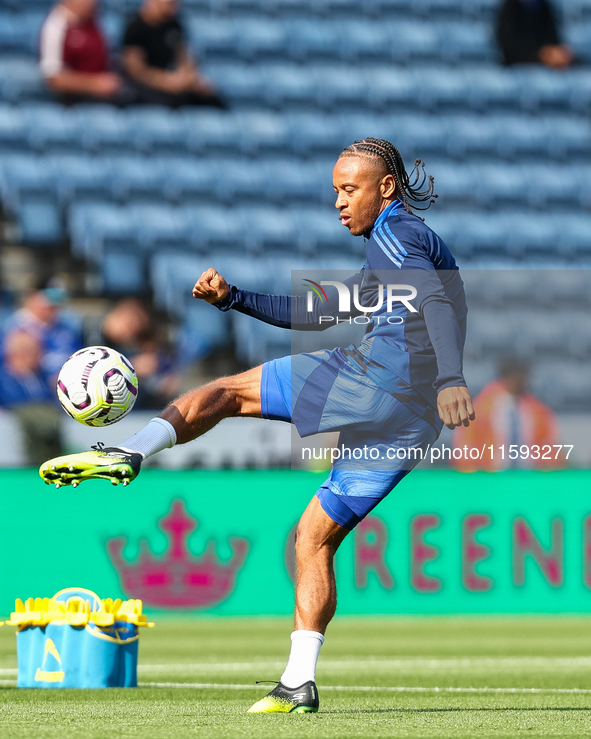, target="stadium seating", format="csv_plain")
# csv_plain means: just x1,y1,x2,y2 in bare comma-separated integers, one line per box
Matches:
1,0,591,401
